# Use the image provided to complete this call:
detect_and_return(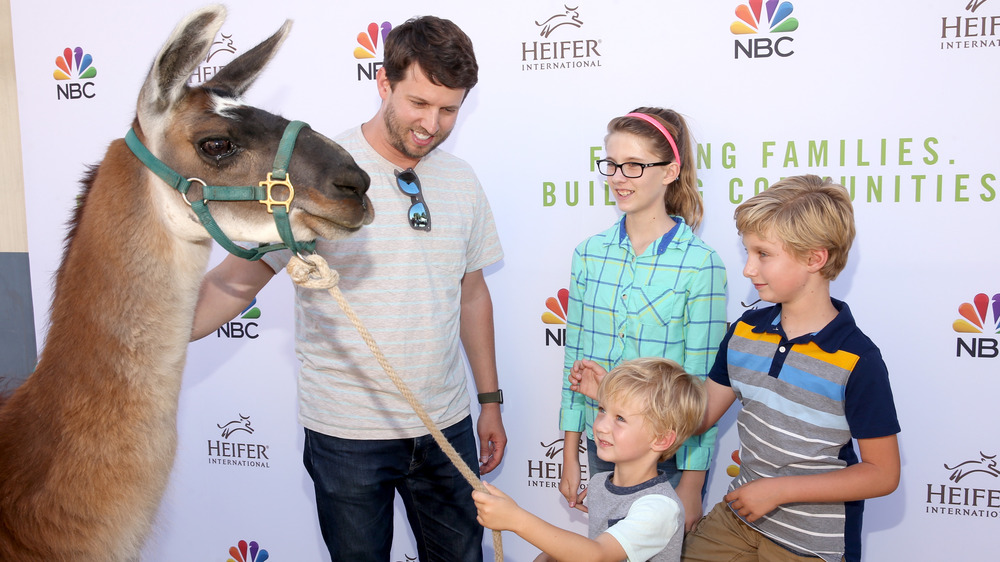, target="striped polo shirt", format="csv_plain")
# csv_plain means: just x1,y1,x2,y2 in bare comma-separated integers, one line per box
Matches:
709,300,900,562
264,126,503,439
559,216,728,470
